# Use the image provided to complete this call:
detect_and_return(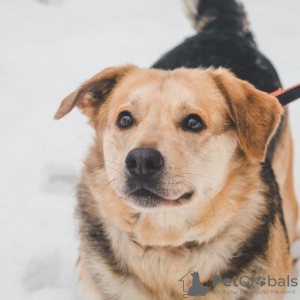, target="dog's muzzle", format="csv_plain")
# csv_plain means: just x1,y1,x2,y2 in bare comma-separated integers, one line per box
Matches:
123,148,193,209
